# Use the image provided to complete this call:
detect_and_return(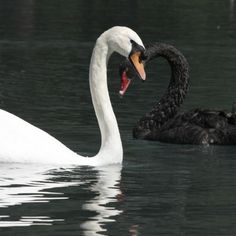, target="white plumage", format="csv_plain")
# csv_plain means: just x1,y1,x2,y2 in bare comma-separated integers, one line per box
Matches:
0,26,144,166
